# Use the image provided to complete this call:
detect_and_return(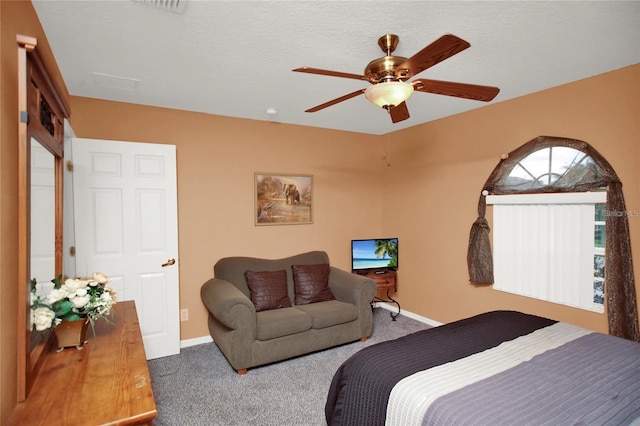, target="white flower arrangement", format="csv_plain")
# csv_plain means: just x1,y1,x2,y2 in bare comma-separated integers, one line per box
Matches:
31,272,117,331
